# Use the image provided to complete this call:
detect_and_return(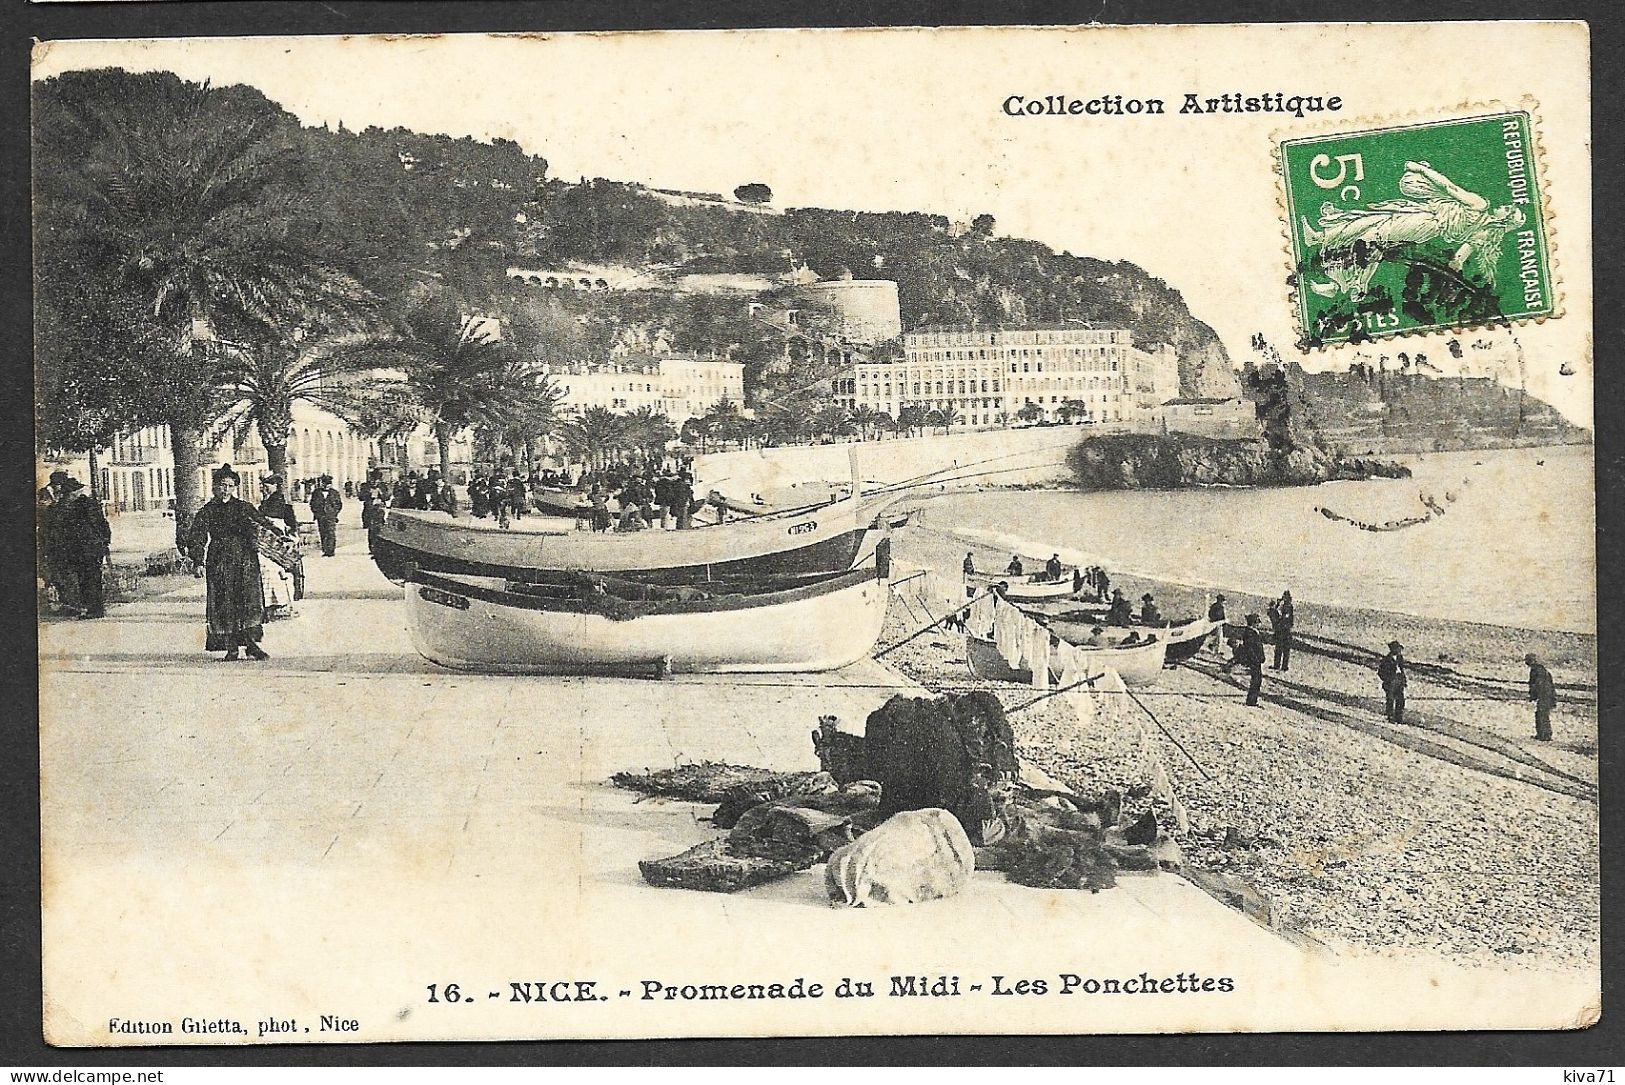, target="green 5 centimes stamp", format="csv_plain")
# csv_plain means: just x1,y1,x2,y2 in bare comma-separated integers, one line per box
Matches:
1281,111,1554,347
